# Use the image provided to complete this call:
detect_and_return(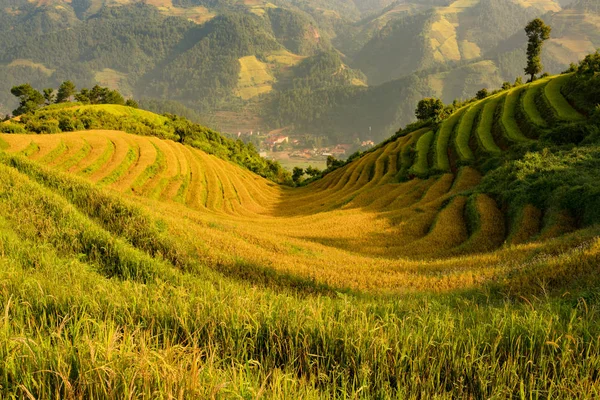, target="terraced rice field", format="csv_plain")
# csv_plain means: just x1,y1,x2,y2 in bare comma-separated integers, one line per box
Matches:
454,101,481,163
544,73,585,121
476,94,502,154
522,77,551,127
0,74,591,295
1,73,599,400
501,86,530,142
